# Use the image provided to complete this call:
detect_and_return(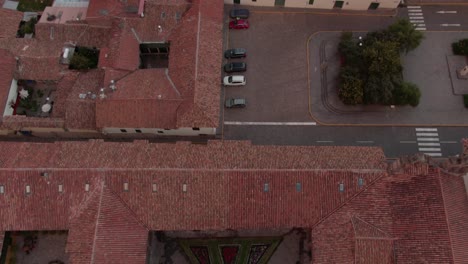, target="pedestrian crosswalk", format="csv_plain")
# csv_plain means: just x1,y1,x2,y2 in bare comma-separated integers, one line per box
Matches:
415,128,442,157
408,6,426,31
